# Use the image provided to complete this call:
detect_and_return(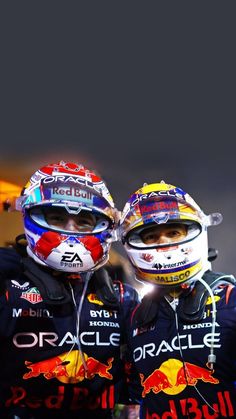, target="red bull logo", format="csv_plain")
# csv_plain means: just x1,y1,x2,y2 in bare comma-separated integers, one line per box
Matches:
87,293,104,305
75,356,113,380
23,356,68,380
140,369,172,397
140,359,219,397
23,350,114,384
145,390,235,418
